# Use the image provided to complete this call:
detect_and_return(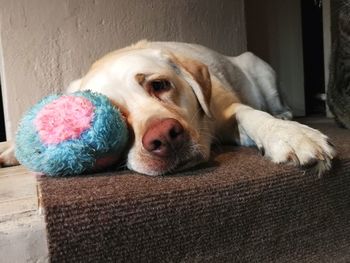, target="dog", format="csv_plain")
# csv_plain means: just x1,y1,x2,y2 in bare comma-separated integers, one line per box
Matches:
0,41,336,176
